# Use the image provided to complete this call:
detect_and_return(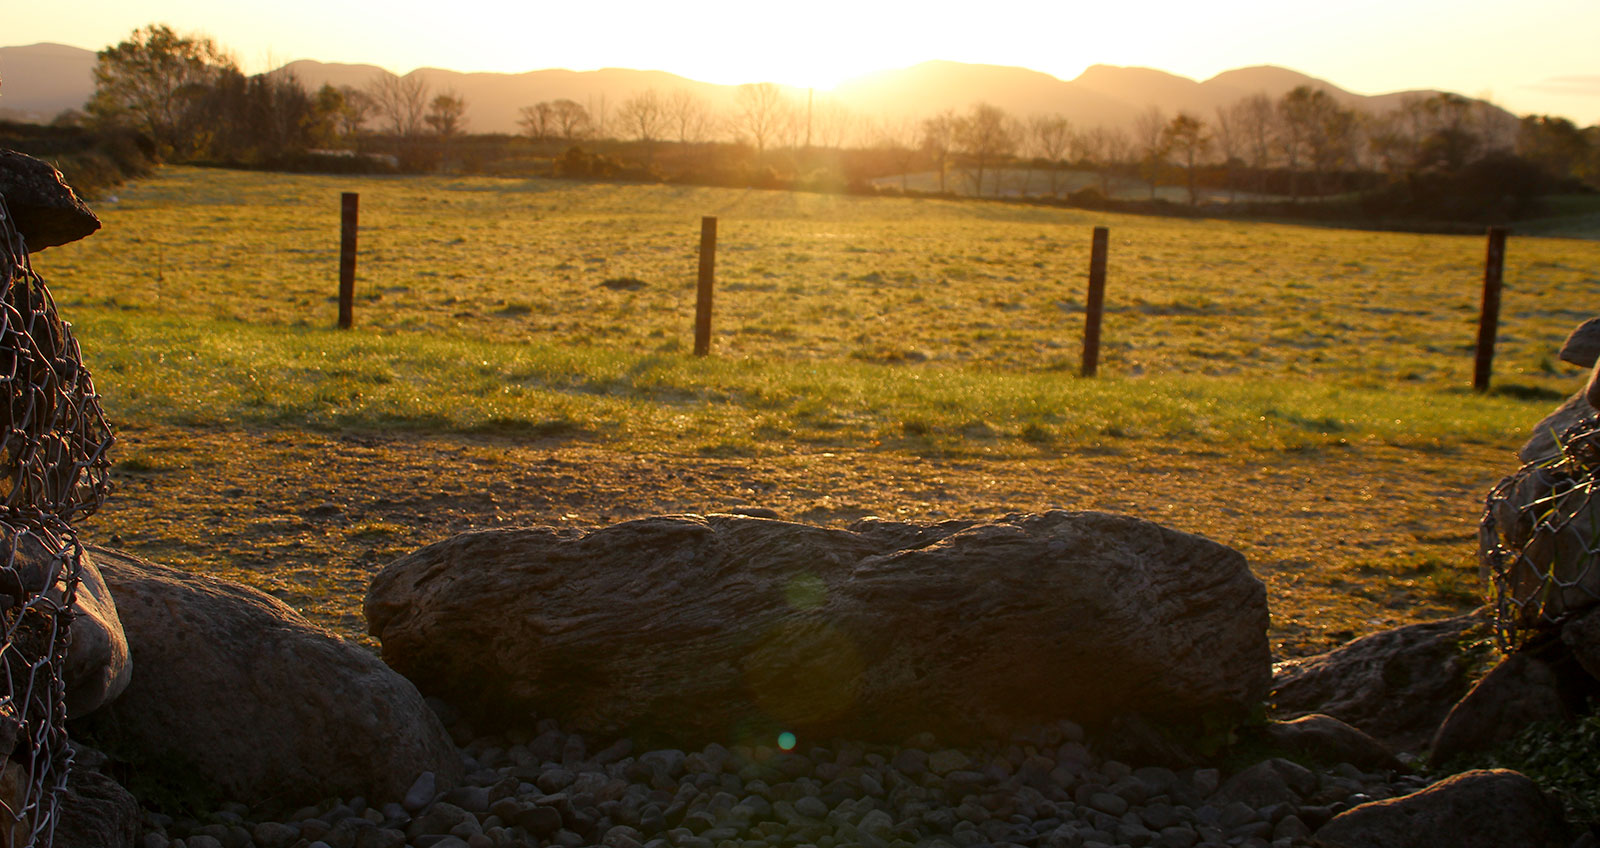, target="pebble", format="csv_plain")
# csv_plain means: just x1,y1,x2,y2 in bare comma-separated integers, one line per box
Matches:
403,772,438,813
132,716,1457,848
